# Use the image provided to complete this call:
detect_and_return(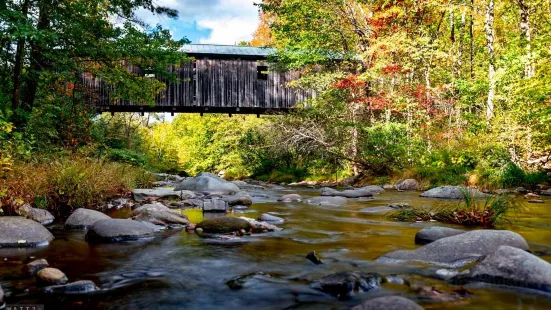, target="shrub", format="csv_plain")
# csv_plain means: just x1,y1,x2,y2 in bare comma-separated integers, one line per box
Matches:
108,148,148,166
386,191,522,228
